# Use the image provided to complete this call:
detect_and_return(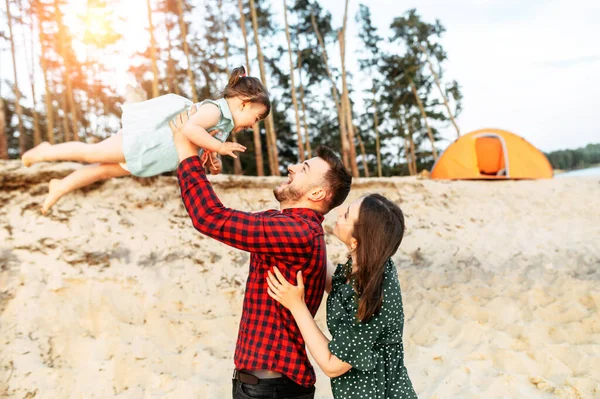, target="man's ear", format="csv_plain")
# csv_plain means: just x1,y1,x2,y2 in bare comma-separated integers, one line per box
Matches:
308,186,327,203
